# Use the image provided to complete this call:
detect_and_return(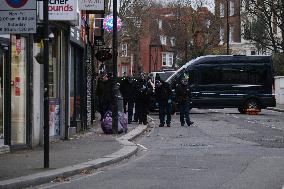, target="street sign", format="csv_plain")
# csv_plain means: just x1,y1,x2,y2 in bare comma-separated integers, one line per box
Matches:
0,0,36,34
103,15,122,33
78,0,104,11
0,0,37,34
